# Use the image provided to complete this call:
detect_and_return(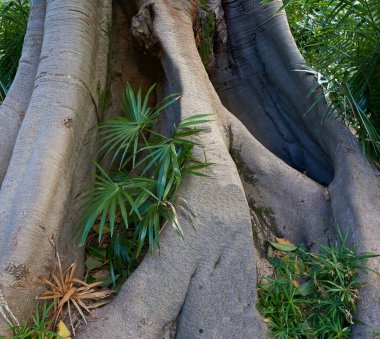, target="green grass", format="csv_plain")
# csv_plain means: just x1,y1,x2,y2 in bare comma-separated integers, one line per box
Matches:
257,230,379,338
8,302,58,339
